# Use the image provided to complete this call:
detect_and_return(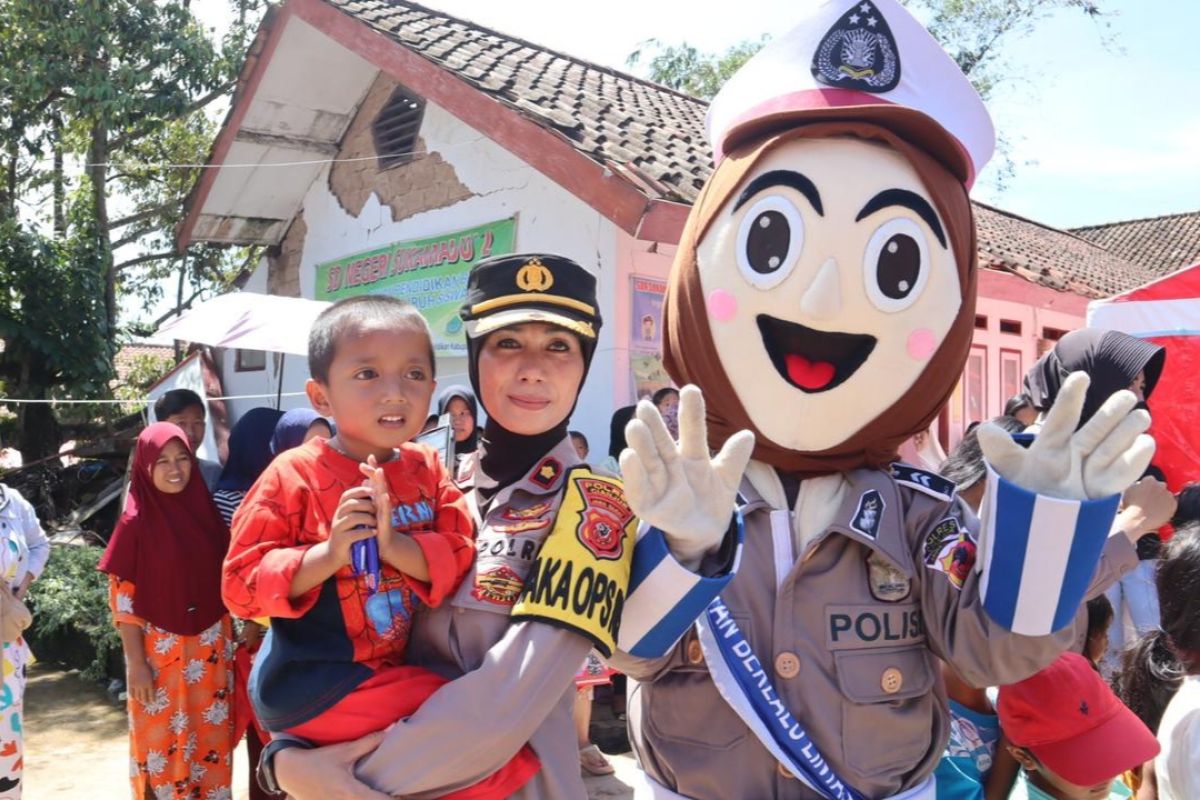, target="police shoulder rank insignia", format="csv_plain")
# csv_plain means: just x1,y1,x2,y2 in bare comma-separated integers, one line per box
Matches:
529,457,562,489
850,489,885,539
867,551,911,603
512,468,636,657
891,462,956,501
923,517,976,590
812,1,901,94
